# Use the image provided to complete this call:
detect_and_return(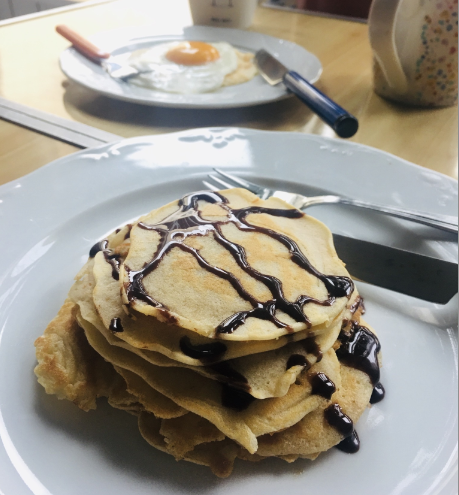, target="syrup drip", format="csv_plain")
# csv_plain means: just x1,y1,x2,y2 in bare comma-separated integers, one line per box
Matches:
179,336,227,361
324,403,360,453
221,384,255,411
89,240,121,281
89,240,105,258
336,322,381,386
301,338,323,362
286,354,310,370
336,430,360,453
109,317,124,333
310,372,336,400
324,403,354,437
337,322,386,407
350,296,366,315
210,362,251,392
124,191,353,335
370,382,386,404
